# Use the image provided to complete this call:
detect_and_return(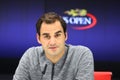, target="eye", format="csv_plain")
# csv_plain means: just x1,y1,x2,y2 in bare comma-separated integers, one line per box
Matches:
43,35,50,39
55,34,61,38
